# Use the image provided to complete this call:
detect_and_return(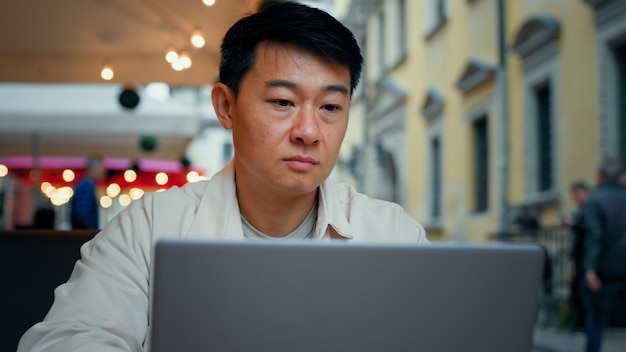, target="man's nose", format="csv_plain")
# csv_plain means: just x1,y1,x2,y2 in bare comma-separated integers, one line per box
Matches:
290,106,321,145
